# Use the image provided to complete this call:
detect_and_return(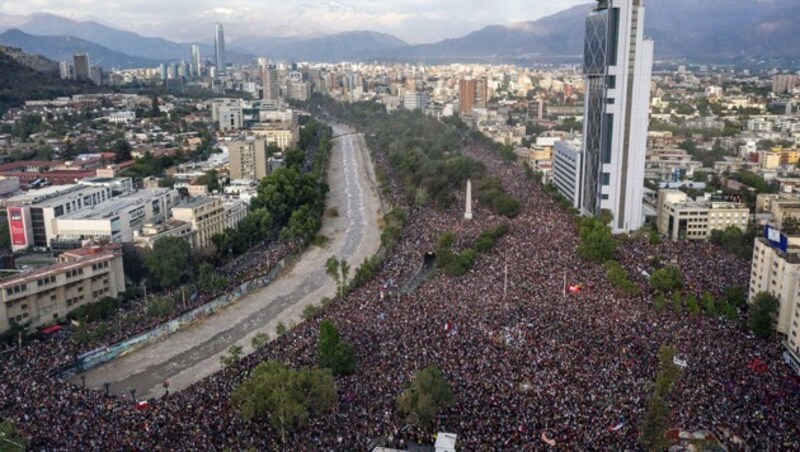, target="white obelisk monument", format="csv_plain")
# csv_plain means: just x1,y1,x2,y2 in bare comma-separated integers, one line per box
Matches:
465,179,473,220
